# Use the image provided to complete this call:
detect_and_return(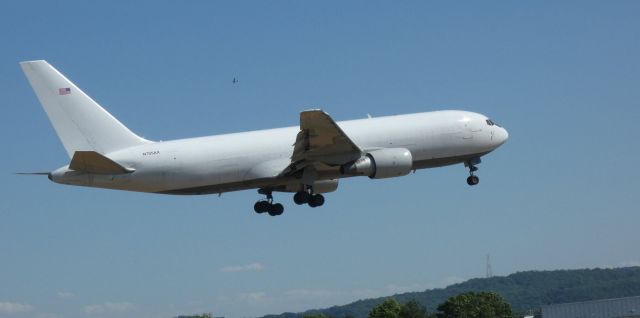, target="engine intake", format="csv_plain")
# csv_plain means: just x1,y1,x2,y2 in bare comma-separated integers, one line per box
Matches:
341,148,413,179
